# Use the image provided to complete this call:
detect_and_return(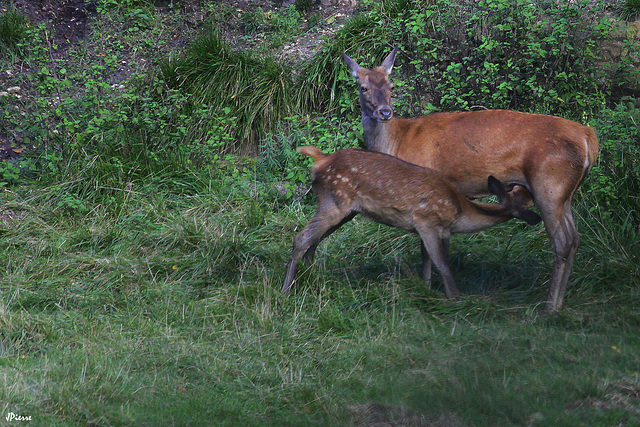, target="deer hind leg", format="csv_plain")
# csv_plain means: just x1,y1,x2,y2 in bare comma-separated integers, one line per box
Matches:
283,208,353,293
302,212,357,266
538,198,580,312
417,228,461,301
